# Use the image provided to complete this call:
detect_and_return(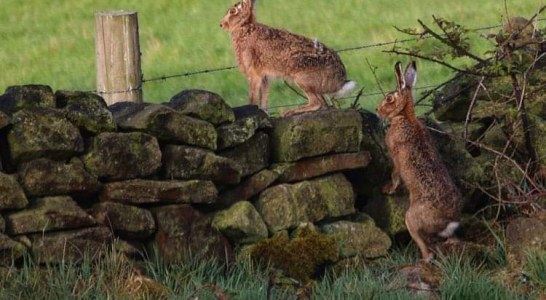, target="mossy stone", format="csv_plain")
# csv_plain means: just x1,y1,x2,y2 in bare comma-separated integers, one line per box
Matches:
0,111,9,130
29,227,113,264
5,196,96,235
0,233,27,266
212,201,268,244
219,131,270,177
117,104,217,150
362,189,408,236
321,217,392,259
82,132,162,180
162,145,241,185
56,90,116,134
8,108,84,164
0,172,28,211
256,173,355,233
270,109,363,162
18,158,101,197
0,85,56,115
90,202,156,240
168,89,235,126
